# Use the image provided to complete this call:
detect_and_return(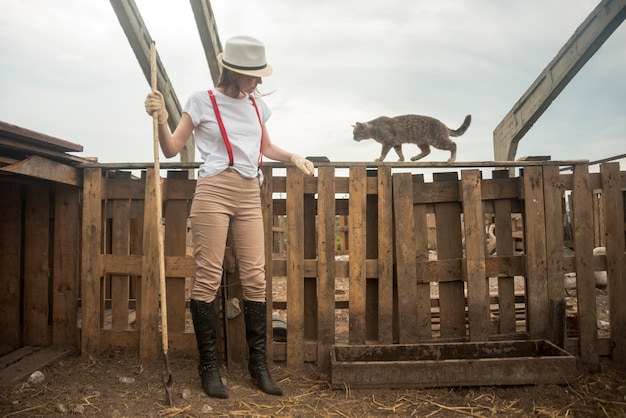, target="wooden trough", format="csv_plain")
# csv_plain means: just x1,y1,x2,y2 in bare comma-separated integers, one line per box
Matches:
330,340,578,389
